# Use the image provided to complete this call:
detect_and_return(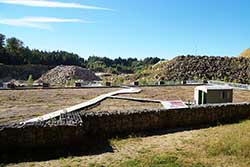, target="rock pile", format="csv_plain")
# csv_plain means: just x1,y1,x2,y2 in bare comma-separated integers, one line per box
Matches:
154,55,250,84
38,65,100,84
